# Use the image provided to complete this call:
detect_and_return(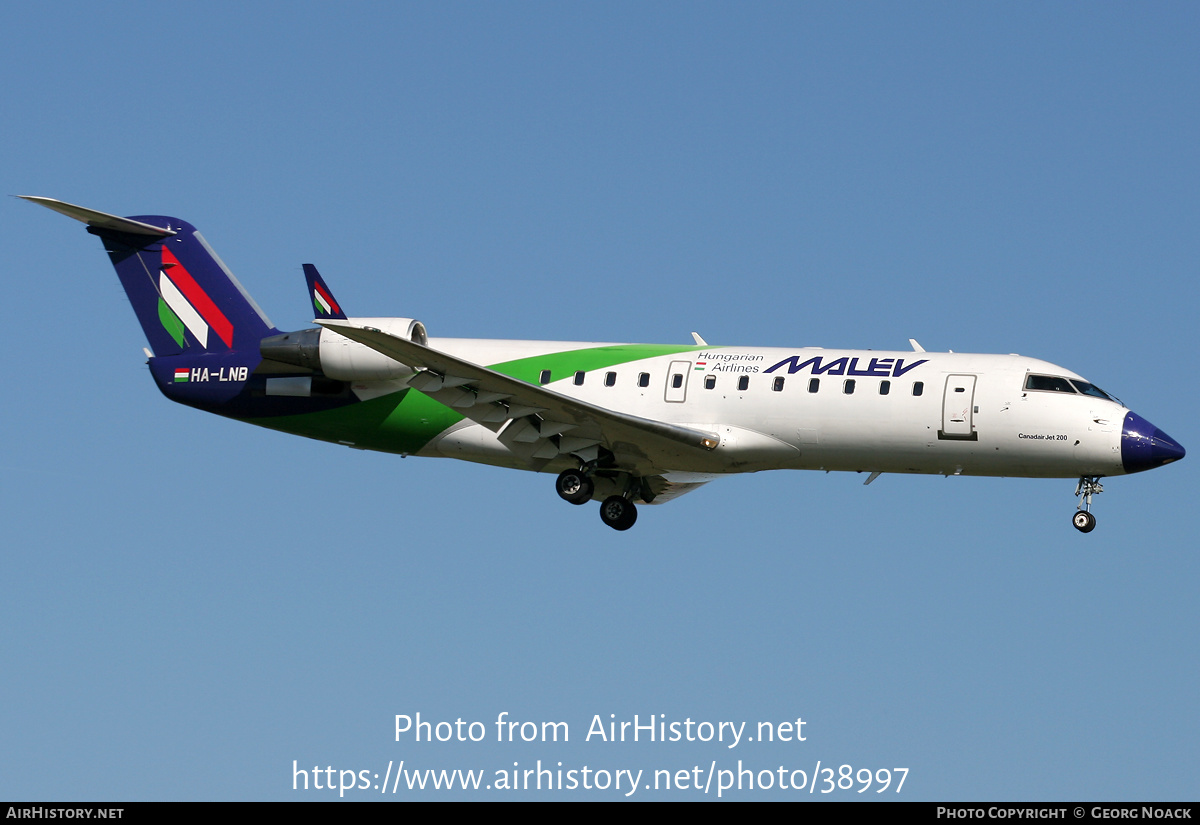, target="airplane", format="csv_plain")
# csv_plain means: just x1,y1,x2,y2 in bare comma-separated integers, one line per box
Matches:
23,196,1185,532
